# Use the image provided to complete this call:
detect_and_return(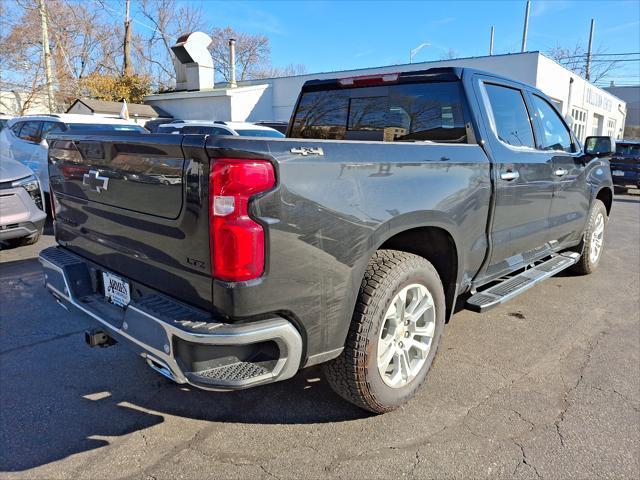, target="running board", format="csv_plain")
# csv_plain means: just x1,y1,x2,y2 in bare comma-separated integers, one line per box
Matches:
466,252,580,313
